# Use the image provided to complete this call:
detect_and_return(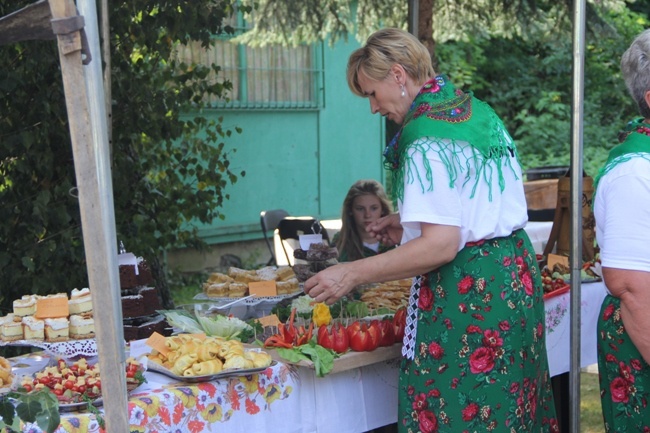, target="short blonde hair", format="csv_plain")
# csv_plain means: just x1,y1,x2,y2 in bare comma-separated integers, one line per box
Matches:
347,28,435,97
